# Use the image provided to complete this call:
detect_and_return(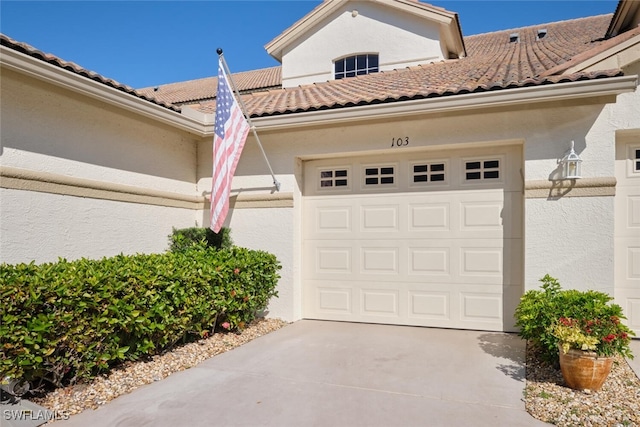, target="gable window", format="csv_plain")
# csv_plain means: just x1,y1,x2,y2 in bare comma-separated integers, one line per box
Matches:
335,54,379,80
